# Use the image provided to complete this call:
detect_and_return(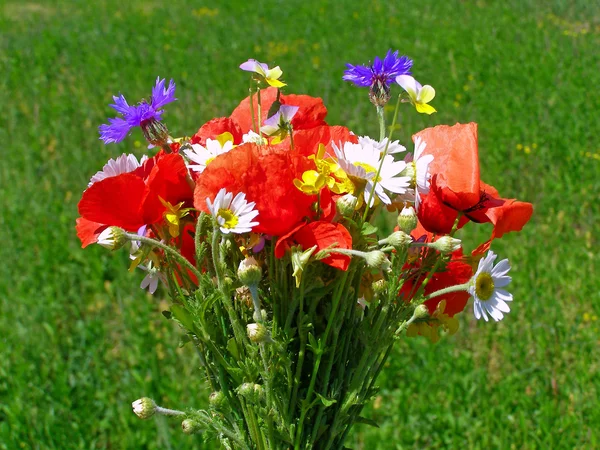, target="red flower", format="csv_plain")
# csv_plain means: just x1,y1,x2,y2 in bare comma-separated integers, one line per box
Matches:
229,87,328,134
194,143,316,236
414,123,533,242
76,152,193,247
398,222,473,316
191,117,243,146
274,221,352,271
